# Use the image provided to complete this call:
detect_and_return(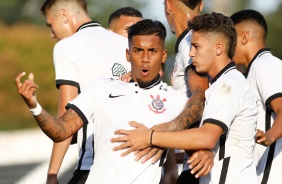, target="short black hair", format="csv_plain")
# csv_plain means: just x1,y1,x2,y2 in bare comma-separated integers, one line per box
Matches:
188,12,237,59
128,19,166,42
179,0,202,10
40,0,88,16
108,7,143,26
230,9,267,39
